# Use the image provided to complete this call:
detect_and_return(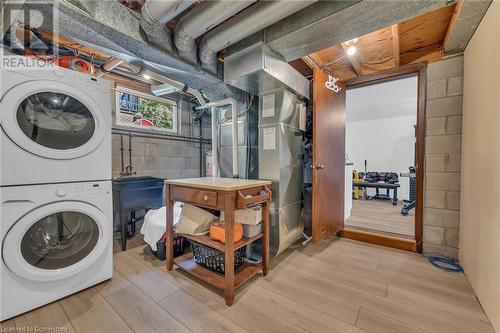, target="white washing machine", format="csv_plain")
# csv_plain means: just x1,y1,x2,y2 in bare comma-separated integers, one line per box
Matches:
0,180,113,321
0,67,111,186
